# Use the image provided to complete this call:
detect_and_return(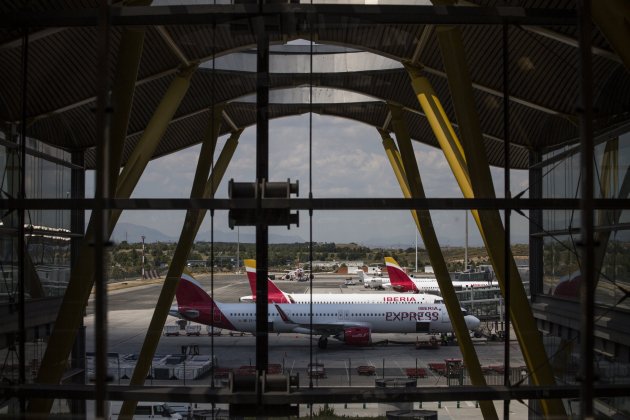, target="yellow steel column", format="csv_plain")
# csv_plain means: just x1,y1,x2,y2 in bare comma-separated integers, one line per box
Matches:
115,64,198,200
381,110,497,420
379,130,422,240
194,129,243,233
407,38,565,417
108,24,149,195
29,64,197,416
119,109,240,420
592,0,630,72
